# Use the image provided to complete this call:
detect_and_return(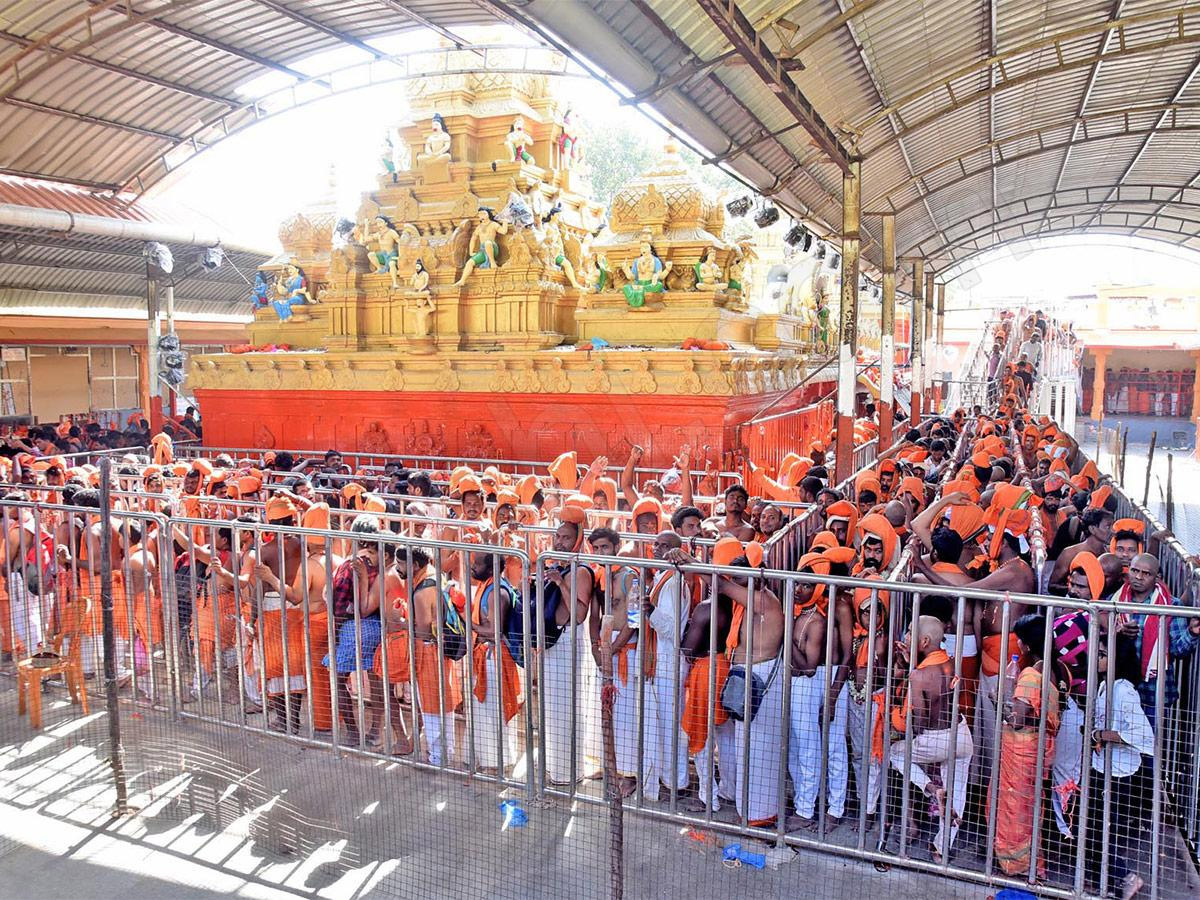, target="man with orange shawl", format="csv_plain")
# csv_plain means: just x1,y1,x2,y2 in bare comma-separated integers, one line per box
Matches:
466,546,521,772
